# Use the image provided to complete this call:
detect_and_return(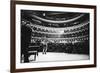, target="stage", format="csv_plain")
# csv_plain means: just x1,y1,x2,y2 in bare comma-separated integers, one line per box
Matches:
28,52,89,63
